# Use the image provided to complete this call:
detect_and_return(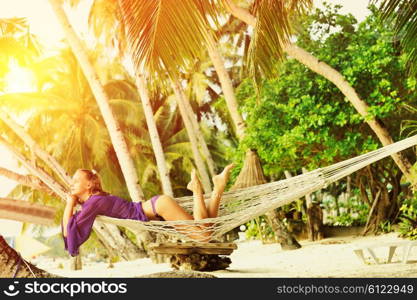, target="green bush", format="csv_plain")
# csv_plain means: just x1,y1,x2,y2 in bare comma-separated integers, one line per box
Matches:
378,220,393,233
244,216,275,241
398,196,417,240
323,194,369,226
